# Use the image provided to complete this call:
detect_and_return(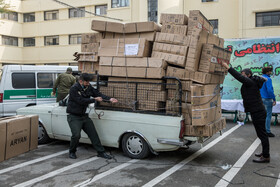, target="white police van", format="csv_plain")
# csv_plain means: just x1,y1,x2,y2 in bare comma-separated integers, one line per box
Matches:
0,65,78,117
